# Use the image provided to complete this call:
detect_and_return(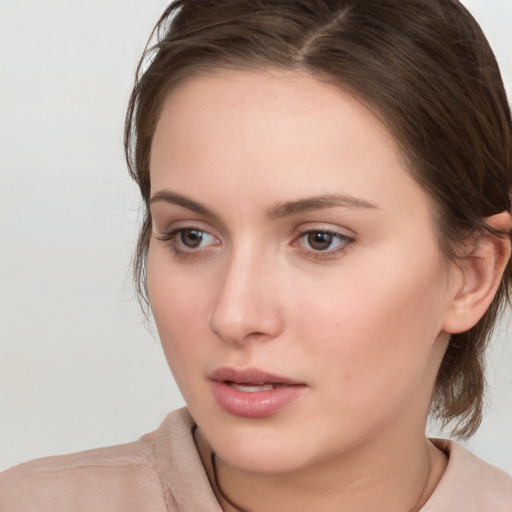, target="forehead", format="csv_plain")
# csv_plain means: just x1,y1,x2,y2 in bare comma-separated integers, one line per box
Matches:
150,69,429,219
152,69,398,158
